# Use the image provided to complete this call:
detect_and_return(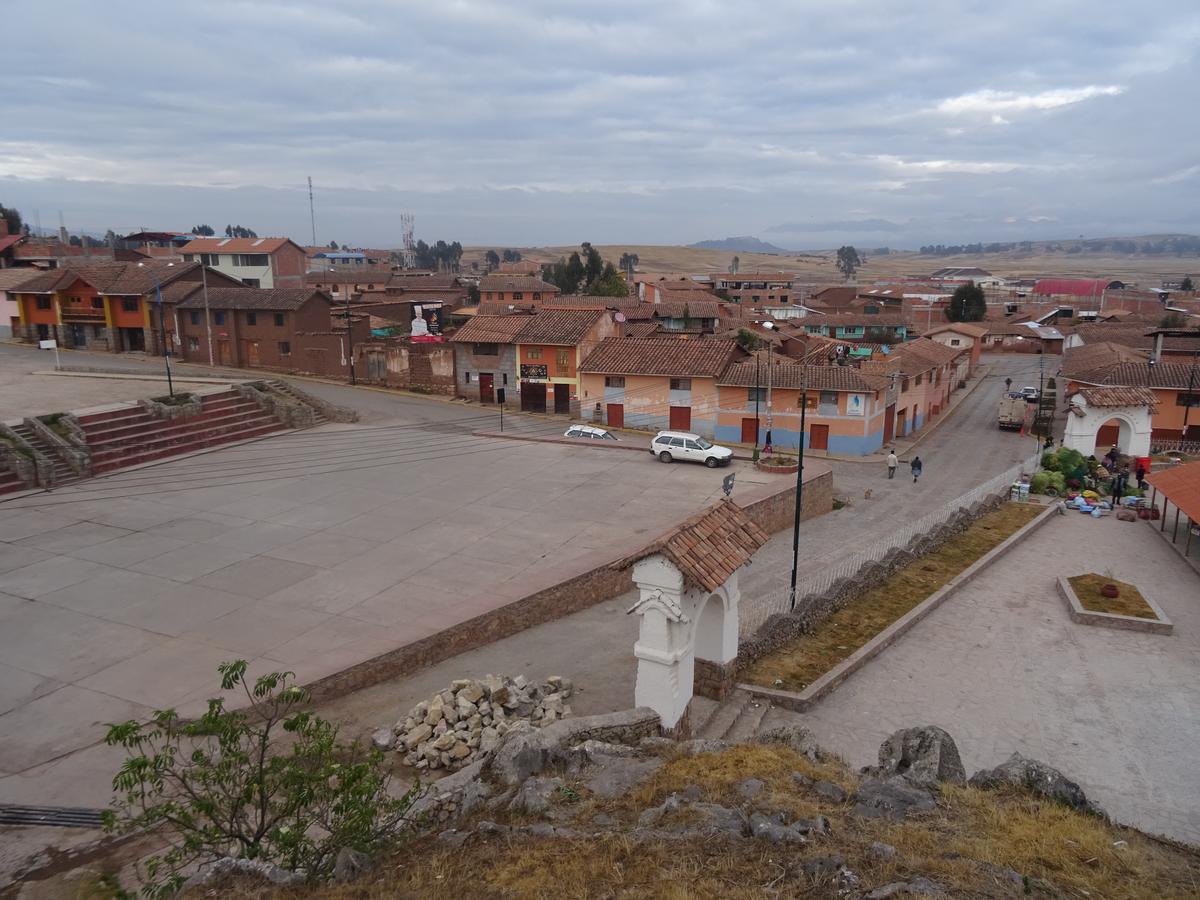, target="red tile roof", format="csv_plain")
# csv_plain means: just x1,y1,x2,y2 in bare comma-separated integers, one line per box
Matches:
1145,461,1200,526
579,337,739,377
448,314,534,344
513,309,606,346
179,237,299,254
651,299,724,319
617,499,769,593
718,360,886,392
177,287,329,311
1073,387,1159,408
1032,278,1121,297
478,274,560,293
